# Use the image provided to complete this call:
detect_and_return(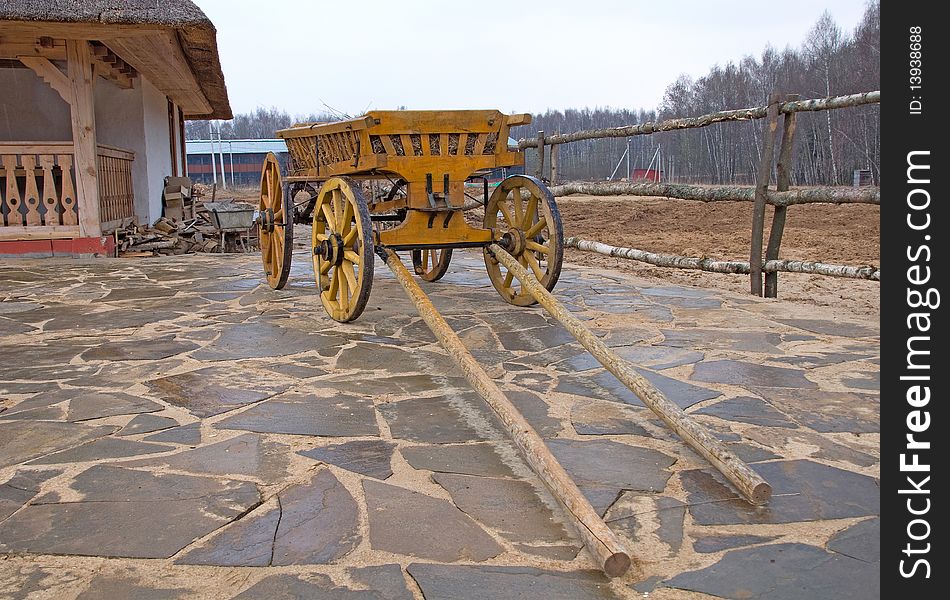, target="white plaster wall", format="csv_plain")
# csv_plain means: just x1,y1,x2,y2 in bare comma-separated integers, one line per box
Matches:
0,68,71,141
94,80,151,222
140,78,174,224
